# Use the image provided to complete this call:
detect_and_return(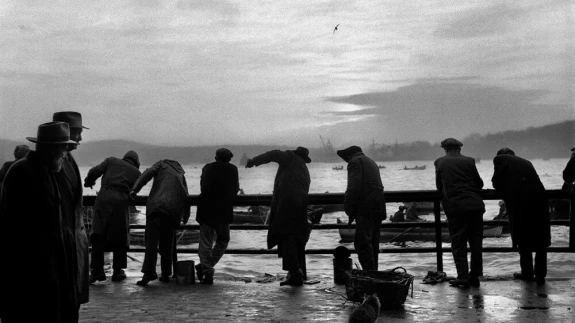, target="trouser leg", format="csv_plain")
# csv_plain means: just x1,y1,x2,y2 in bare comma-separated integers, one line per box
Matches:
354,215,376,270
534,249,547,279
448,220,469,280
211,223,230,267
90,234,105,273
142,216,161,274
518,245,534,276
281,234,304,273
468,213,484,278
198,224,216,275
113,248,127,270
372,214,381,271
158,217,175,276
